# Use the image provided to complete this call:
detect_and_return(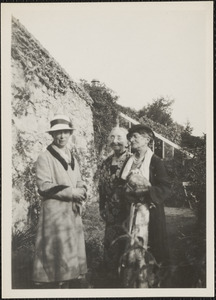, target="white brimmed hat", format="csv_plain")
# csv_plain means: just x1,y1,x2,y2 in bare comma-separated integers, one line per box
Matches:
47,114,74,133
